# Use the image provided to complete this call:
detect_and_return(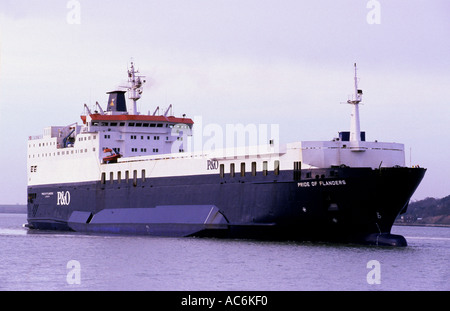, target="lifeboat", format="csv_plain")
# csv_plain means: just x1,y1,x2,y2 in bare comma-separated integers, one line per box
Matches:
103,148,121,164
